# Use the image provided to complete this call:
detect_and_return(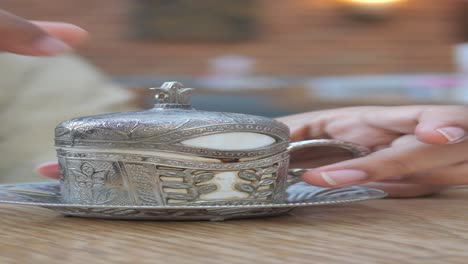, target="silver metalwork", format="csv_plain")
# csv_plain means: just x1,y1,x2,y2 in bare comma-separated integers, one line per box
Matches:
286,139,370,185
0,182,386,221
287,139,371,157
150,81,193,109
54,81,371,207
58,152,290,206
